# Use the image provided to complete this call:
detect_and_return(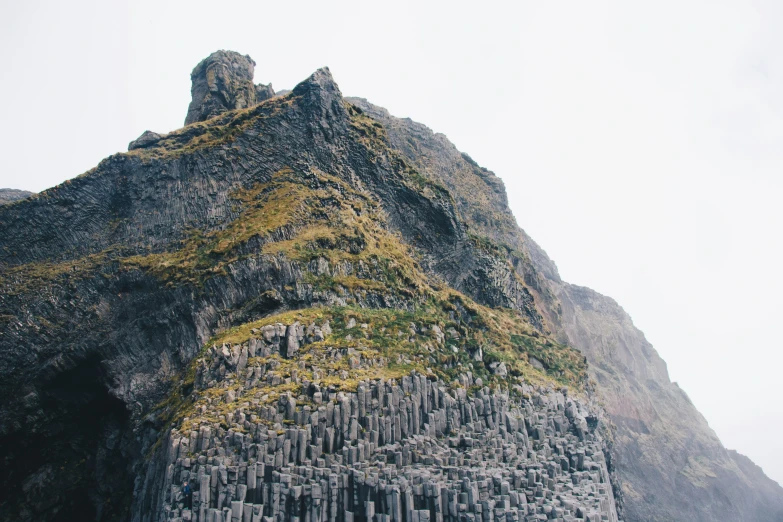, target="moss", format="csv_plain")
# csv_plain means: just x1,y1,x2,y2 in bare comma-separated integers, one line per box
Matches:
127,93,298,161
346,102,452,200
8,94,589,452
213,168,319,254
0,246,127,295
120,168,325,286
210,294,585,389
119,164,432,296
166,293,587,437
346,102,388,145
